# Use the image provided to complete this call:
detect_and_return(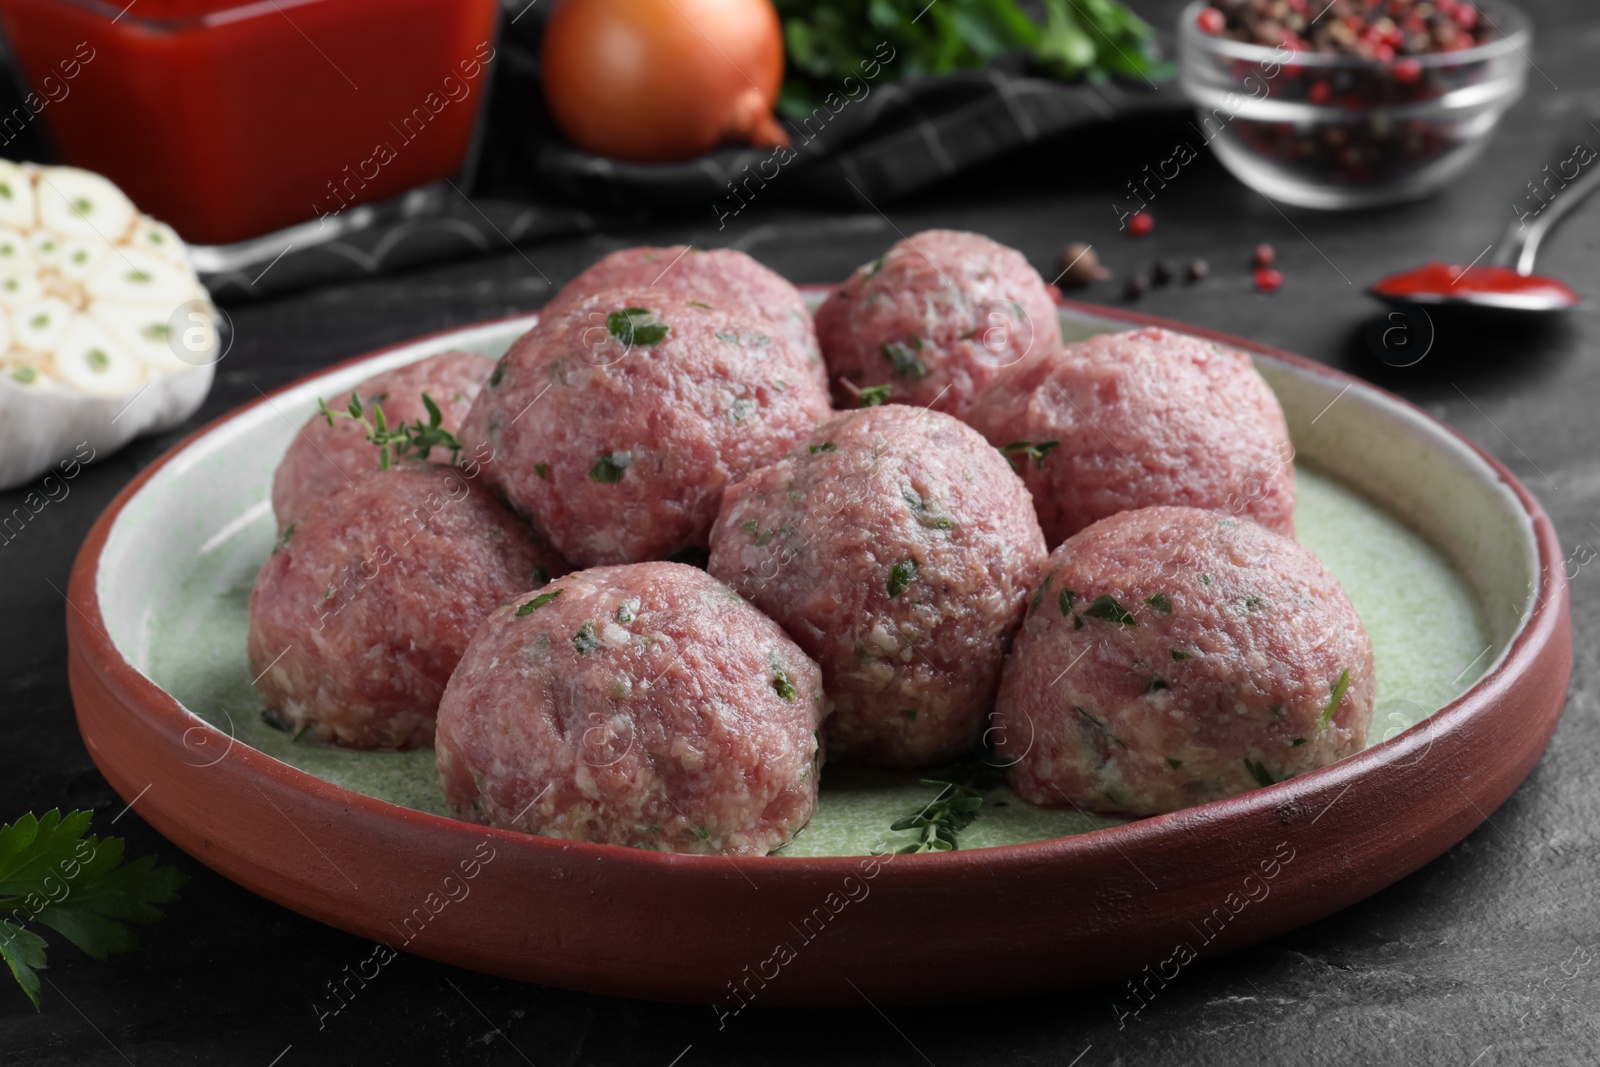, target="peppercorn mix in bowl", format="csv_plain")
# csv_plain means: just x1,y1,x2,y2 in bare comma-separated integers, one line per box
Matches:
1177,0,1530,209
